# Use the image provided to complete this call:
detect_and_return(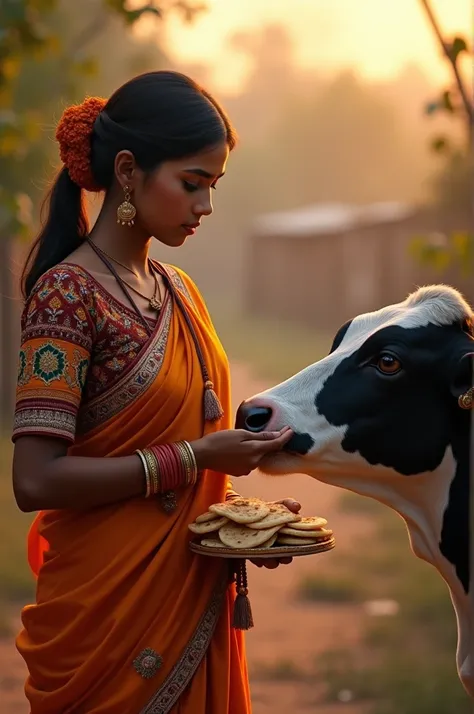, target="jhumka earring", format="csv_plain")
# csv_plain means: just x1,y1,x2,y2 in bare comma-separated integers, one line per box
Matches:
117,185,137,227
458,387,474,410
